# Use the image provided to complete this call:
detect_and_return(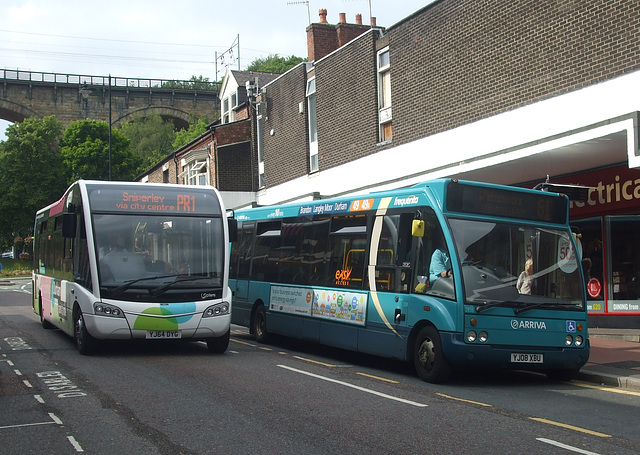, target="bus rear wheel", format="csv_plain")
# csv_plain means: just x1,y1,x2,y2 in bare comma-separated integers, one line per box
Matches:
413,326,452,384
206,330,230,353
74,311,97,355
252,304,269,343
